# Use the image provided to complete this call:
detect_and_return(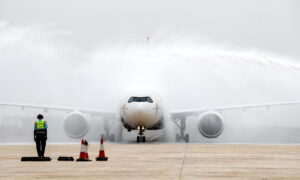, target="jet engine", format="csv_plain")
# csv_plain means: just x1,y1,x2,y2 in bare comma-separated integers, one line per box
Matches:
63,112,89,138
198,111,224,138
